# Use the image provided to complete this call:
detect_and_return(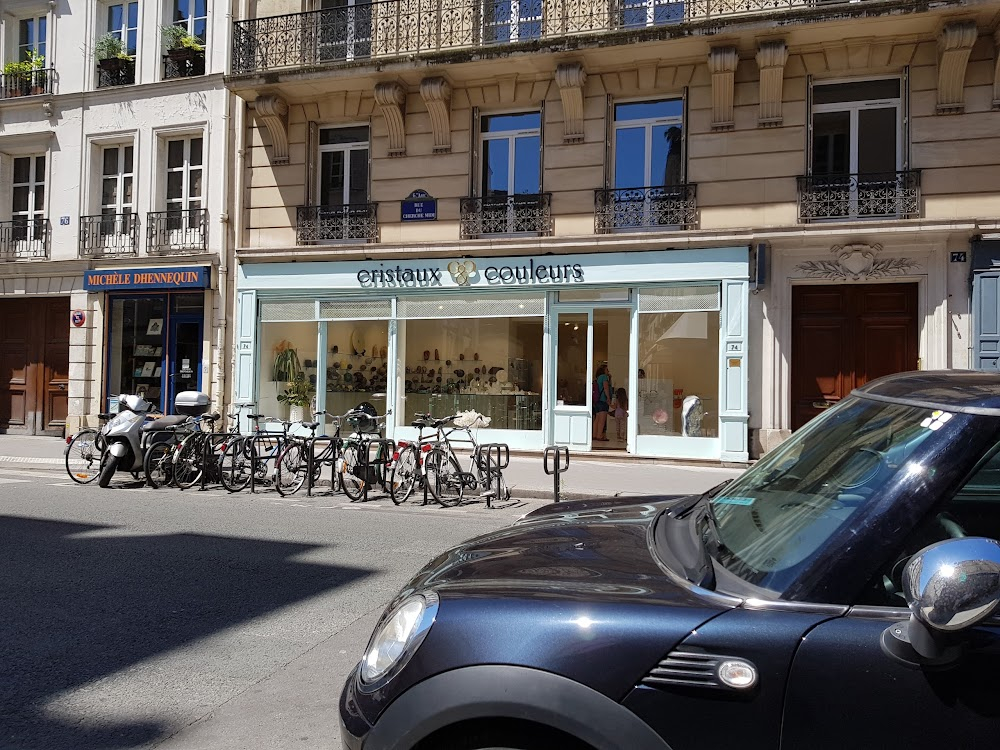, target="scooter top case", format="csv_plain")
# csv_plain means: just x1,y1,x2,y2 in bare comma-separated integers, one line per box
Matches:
175,391,211,416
